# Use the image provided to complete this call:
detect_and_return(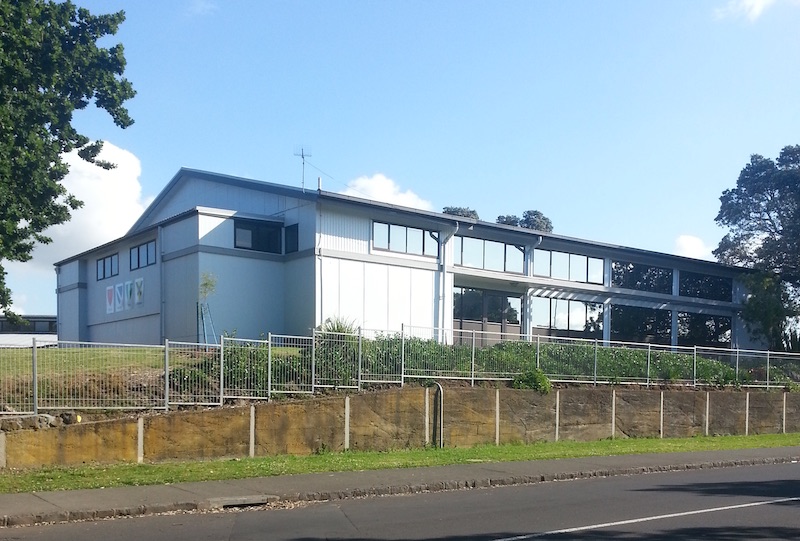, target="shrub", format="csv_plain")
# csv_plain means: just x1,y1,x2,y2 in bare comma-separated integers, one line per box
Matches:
511,367,551,394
